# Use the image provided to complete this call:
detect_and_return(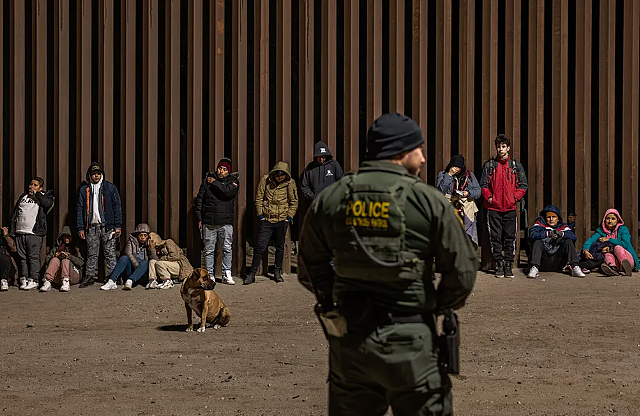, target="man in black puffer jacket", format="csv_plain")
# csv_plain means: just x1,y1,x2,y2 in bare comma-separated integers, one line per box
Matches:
194,157,240,285
300,141,344,202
